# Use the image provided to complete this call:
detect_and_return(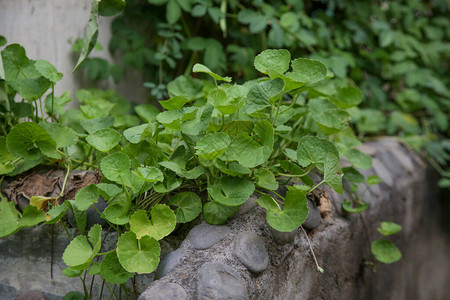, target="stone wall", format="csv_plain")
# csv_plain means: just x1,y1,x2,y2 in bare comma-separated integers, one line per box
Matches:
1,140,449,299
